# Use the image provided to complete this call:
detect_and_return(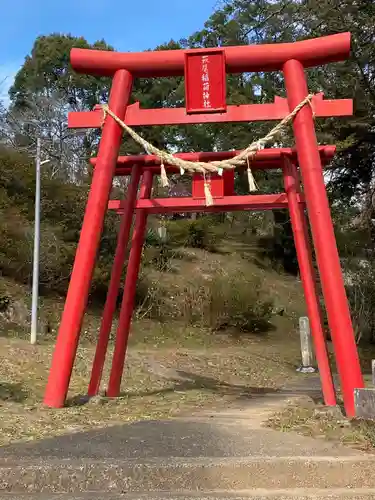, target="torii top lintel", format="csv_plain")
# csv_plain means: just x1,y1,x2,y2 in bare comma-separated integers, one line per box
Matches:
70,33,350,78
